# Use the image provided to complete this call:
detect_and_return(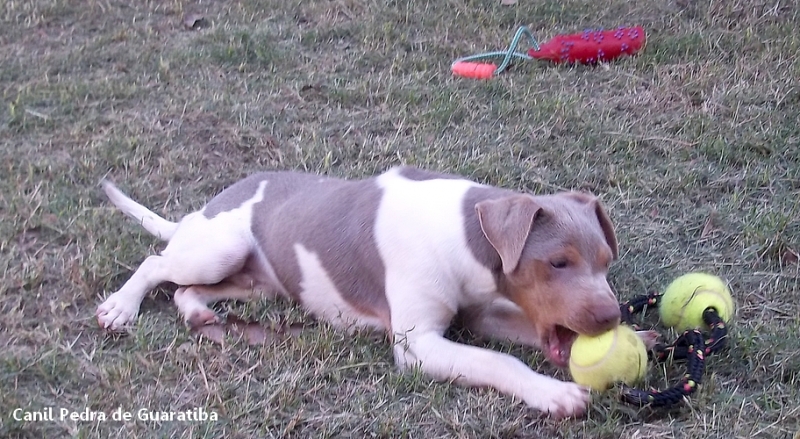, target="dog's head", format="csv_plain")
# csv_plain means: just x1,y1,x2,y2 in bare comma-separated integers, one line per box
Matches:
476,192,621,367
